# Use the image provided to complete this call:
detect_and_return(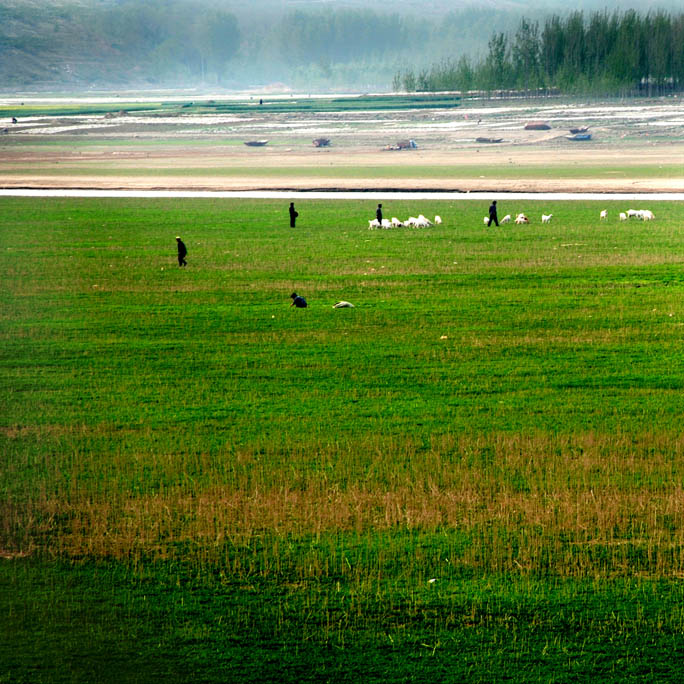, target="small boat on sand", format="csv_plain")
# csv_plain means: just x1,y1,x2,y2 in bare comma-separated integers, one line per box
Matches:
244,140,269,147
524,121,551,130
